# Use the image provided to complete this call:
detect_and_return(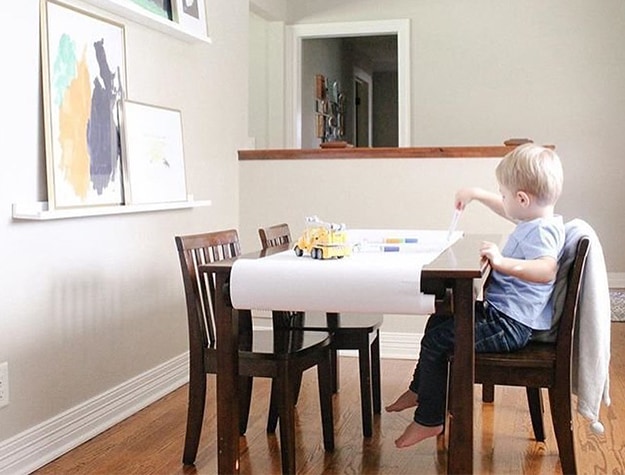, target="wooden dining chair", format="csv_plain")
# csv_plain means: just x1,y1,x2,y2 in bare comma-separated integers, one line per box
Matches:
175,229,334,474
467,233,590,475
258,222,383,438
